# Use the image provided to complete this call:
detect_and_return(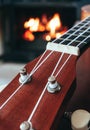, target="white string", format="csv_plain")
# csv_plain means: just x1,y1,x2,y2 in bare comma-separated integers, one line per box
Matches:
29,51,54,76
0,83,23,110
0,50,53,110
68,22,90,45
0,17,89,110
27,19,90,80
55,54,71,78
77,35,90,47
28,19,90,80
54,20,89,45
51,52,64,76
27,21,90,122
28,82,48,122
52,16,89,43
30,50,47,75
